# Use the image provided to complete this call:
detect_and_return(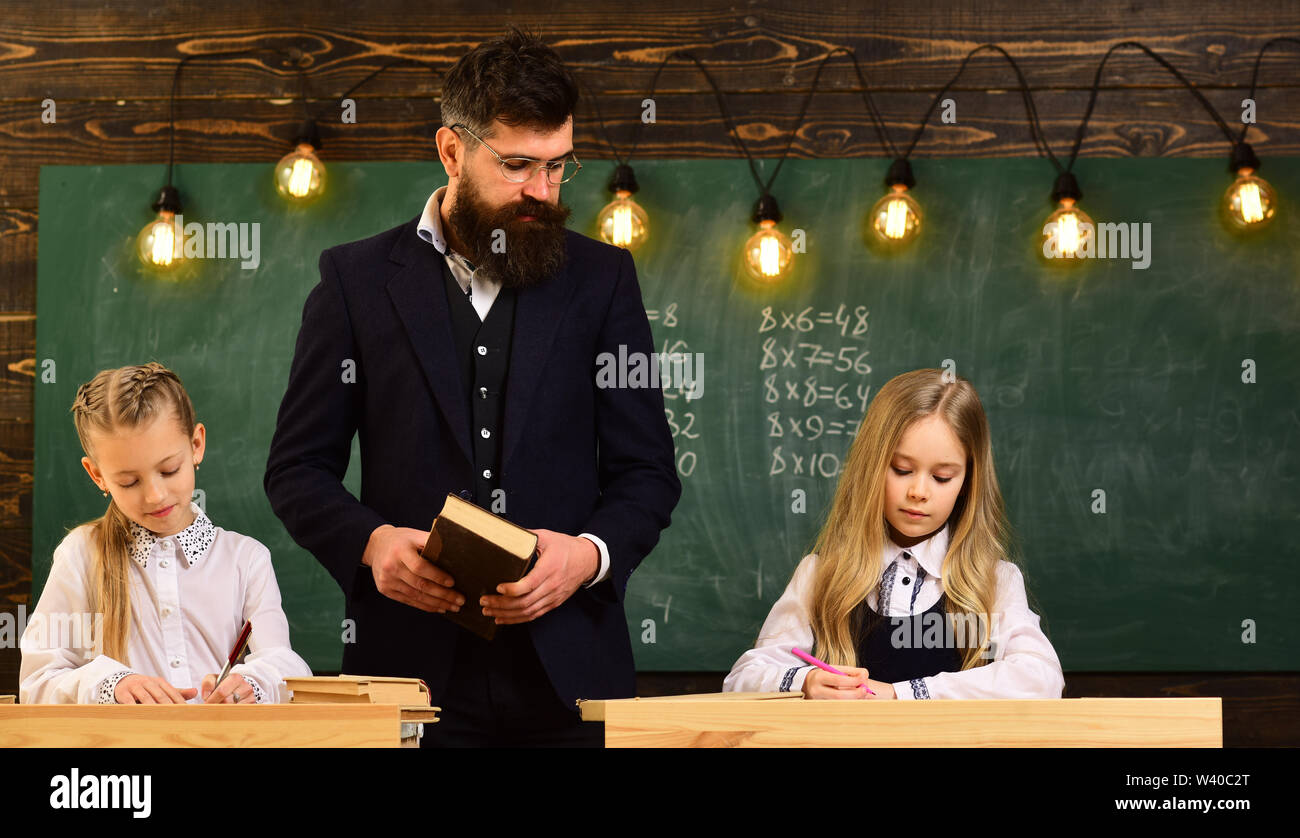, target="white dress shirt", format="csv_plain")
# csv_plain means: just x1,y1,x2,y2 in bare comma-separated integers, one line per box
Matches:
20,502,312,704
723,525,1065,699
416,185,611,587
